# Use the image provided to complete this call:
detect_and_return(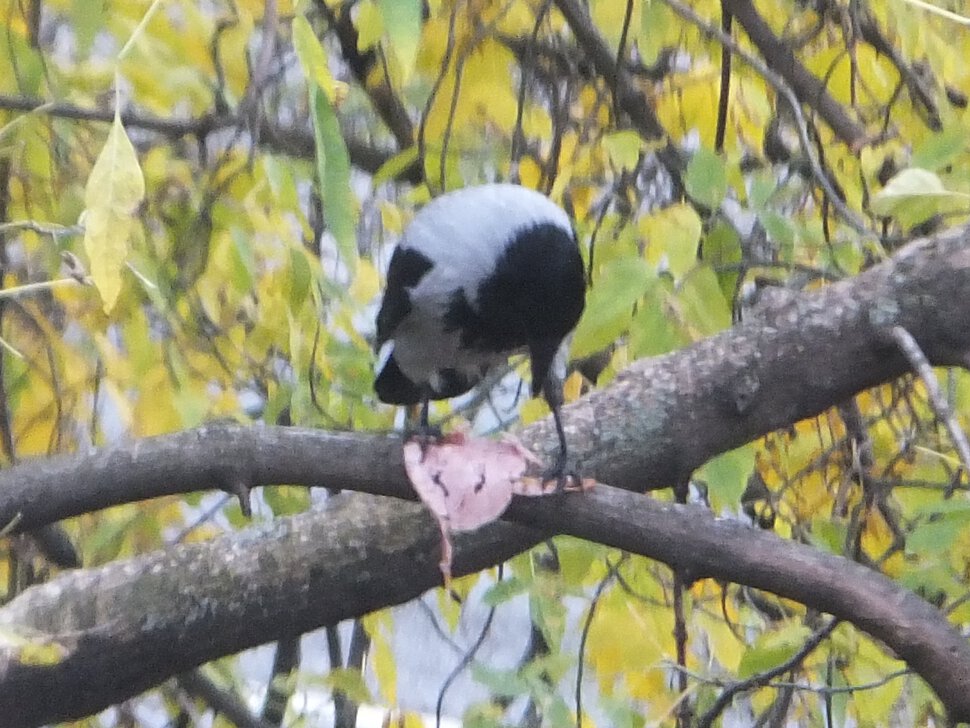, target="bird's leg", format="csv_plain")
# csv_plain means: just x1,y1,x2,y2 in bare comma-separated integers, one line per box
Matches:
541,377,579,492
419,398,431,431
405,399,442,456
544,404,571,488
